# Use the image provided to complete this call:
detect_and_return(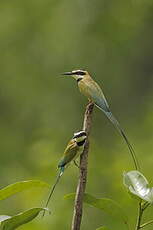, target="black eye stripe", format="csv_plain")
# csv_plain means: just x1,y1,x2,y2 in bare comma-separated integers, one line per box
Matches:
73,131,86,139
75,71,85,76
